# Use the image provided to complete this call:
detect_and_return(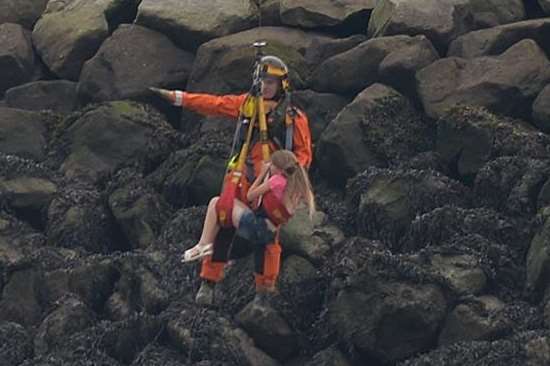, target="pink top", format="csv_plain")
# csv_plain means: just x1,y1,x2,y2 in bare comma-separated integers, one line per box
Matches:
268,173,287,202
